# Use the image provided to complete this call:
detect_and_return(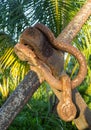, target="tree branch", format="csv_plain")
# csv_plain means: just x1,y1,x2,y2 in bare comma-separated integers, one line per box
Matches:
0,71,40,130
57,0,91,44
0,0,91,129
56,1,91,129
